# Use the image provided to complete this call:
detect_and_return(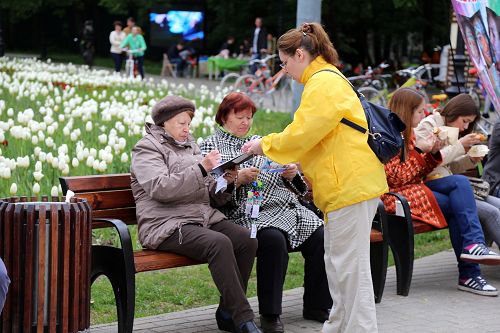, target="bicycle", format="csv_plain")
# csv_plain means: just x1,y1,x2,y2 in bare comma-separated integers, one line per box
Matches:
218,54,277,92
225,55,292,108
124,50,138,78
347,62,391,106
